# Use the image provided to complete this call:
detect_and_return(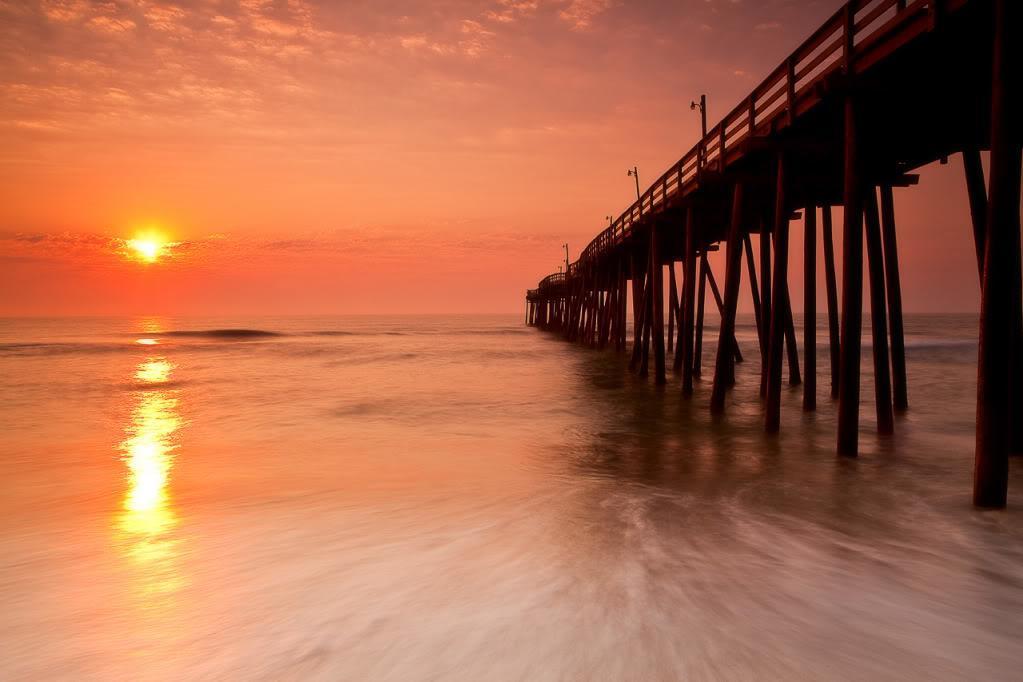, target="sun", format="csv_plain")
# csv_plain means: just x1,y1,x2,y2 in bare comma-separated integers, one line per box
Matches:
125,230,172,264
